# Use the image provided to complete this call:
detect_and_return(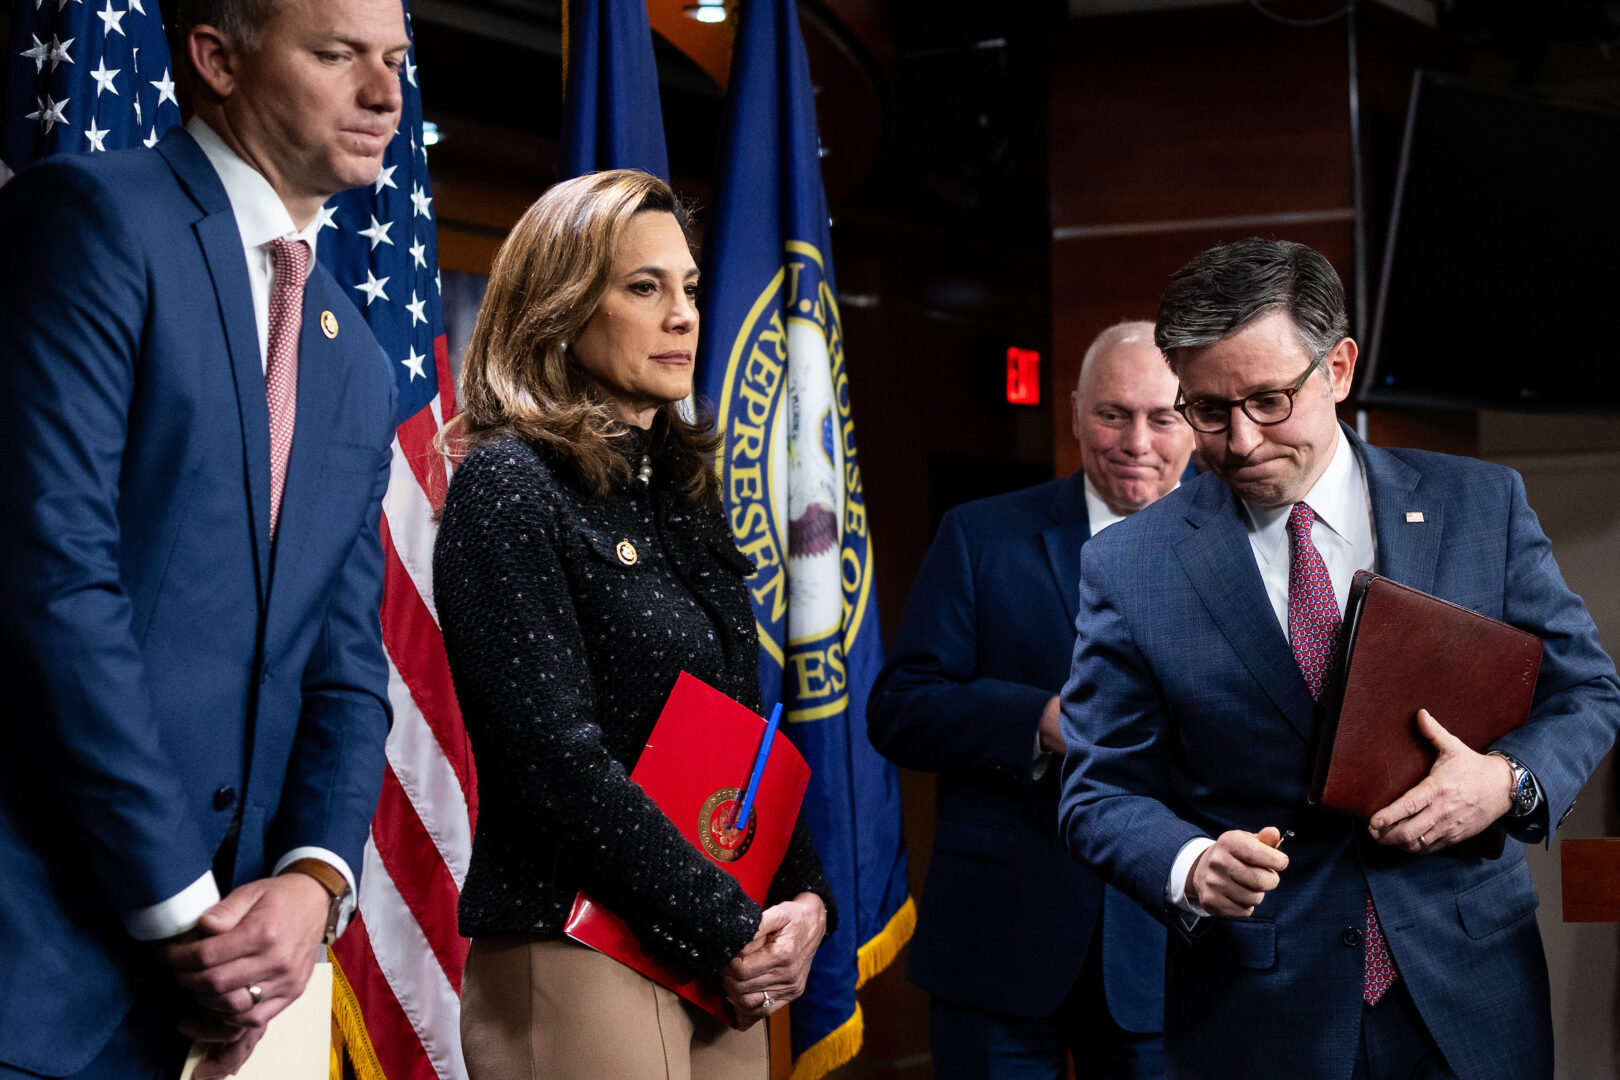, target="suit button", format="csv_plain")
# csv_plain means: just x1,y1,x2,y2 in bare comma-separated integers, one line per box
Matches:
1342,927,1363,947
214,786,237,811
